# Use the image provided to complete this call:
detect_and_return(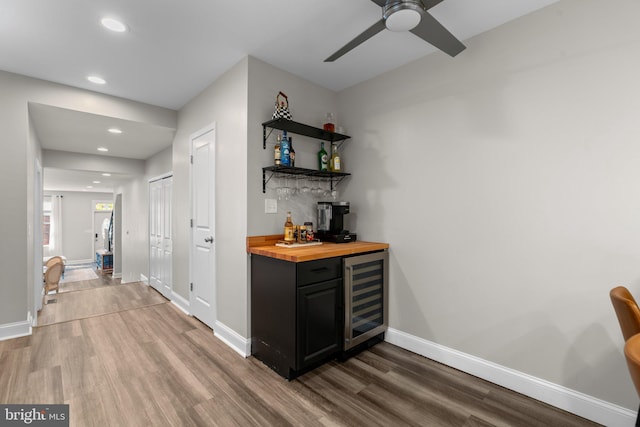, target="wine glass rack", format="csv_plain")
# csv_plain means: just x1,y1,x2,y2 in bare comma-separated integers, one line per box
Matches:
262,166,350,193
